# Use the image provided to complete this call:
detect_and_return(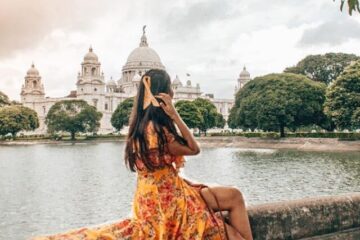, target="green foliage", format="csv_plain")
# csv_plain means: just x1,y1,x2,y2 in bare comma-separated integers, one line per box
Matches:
351,108,360,129
175,100,203,129
0,91,11,107
335,0,360,15
284,53,359,85
45,100,102,140
0,105,39,138
228,107,239,129
193,98,219,135
111,98,134,131
231,73,327,137
215,112,226,128
324,61,360,130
